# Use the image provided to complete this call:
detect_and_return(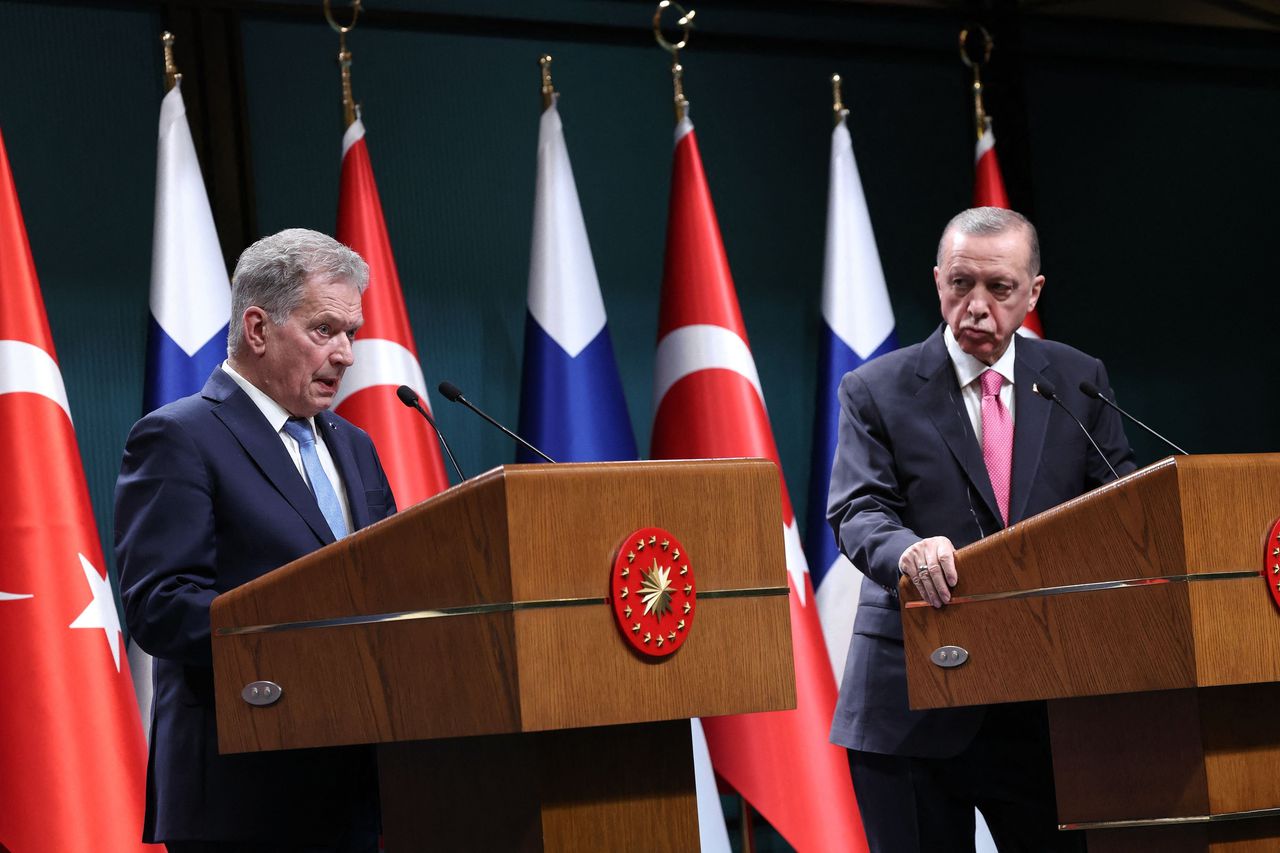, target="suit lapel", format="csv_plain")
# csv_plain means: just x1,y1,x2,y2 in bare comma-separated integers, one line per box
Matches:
918,328,1003,524
203,369,336,547
1010,340,1051,524
316,411,371,531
